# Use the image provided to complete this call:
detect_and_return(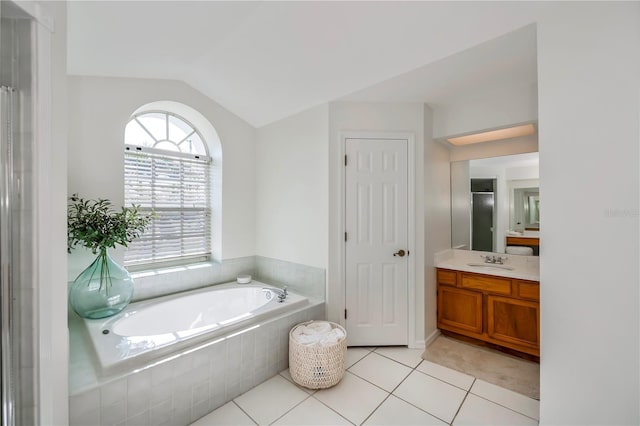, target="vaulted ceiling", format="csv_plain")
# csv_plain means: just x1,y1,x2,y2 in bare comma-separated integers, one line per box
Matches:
67,1,539,128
